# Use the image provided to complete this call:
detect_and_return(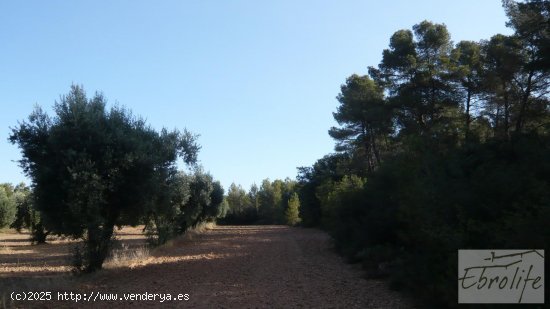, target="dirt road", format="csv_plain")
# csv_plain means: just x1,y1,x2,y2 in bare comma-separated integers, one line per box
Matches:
69,225,411,308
